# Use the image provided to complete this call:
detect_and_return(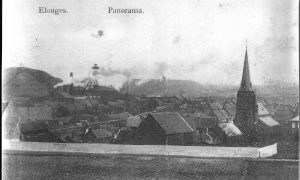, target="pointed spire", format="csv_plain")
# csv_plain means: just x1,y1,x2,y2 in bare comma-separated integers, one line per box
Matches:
239,45,252,91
